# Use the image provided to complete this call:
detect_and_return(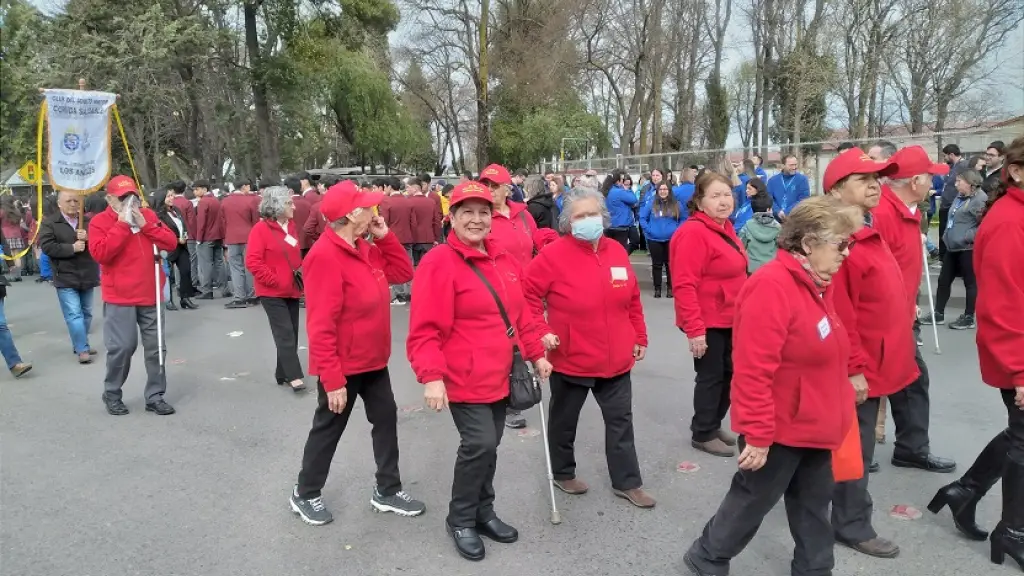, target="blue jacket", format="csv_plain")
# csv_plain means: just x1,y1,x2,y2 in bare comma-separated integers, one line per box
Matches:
672,182,696,220
640,200,684,242
766,173,810,215
509,184,525,203
606,184,638,228
638,182,656,211
730,185,755,231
